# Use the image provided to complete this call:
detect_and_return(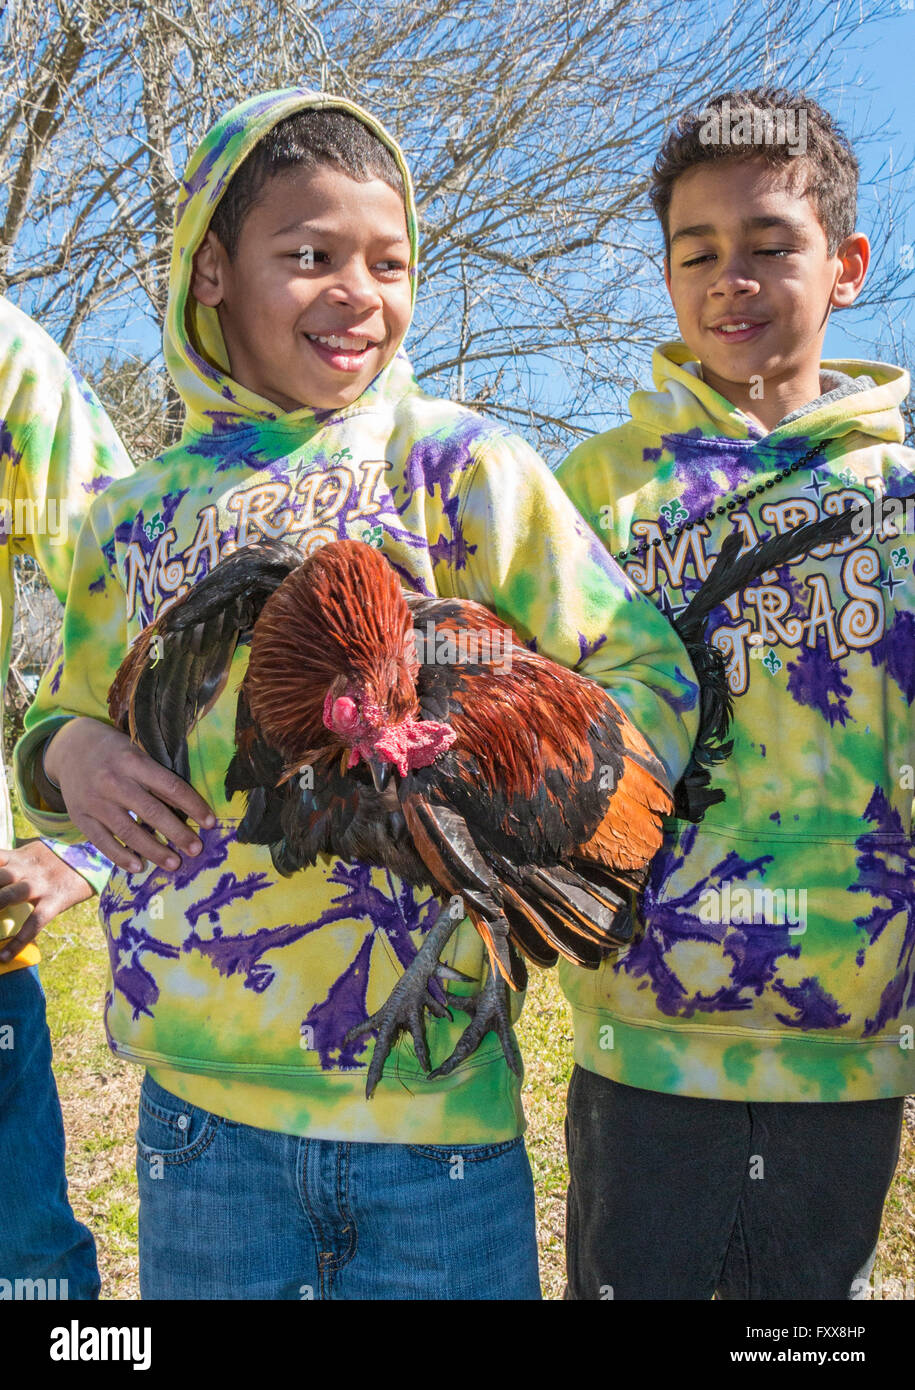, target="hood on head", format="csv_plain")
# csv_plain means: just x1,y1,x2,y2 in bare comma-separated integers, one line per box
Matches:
631,340,910,446
163,88,419,435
